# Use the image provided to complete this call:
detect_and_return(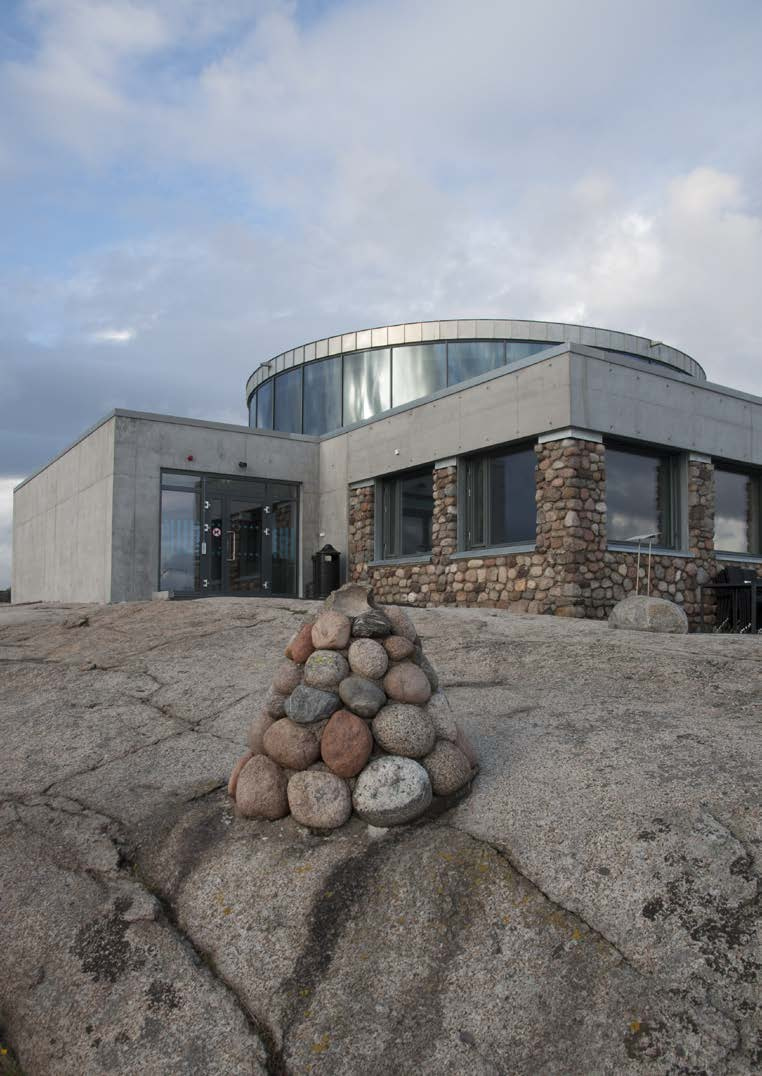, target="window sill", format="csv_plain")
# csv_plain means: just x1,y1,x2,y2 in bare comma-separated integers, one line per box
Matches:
368,554,432,568
715,551,762,564
451,543,536,559
607,543,692,559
